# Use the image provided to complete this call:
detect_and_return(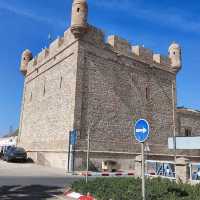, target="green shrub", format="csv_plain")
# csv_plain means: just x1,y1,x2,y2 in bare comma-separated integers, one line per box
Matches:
71,177,200,200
